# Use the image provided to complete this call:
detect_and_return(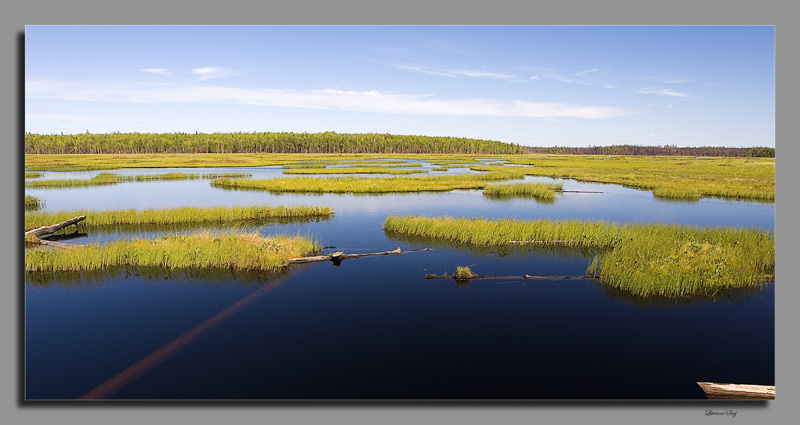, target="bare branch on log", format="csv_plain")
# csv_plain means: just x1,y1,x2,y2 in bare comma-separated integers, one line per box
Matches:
289,247,430,266
25,215,88,248
25,215,86,239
